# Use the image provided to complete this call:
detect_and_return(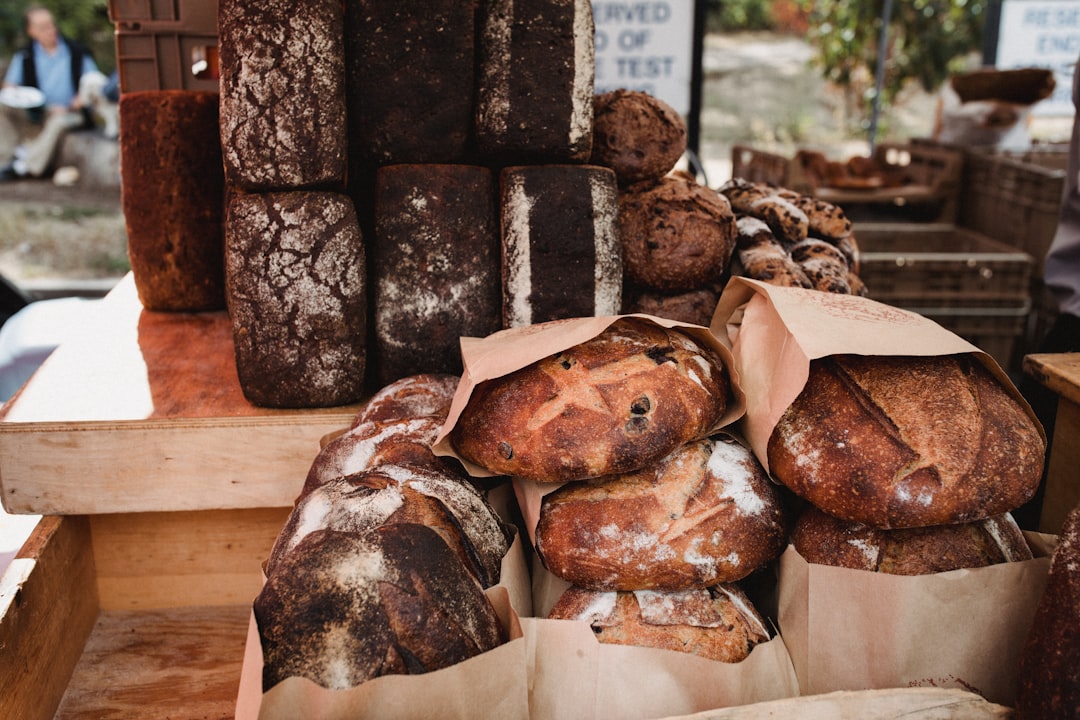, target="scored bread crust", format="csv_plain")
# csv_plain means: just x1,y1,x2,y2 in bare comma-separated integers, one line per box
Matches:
791,505,1032,575
536,435,786,590
450,317,730,483
767,354,1044,529
548,584,769,663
